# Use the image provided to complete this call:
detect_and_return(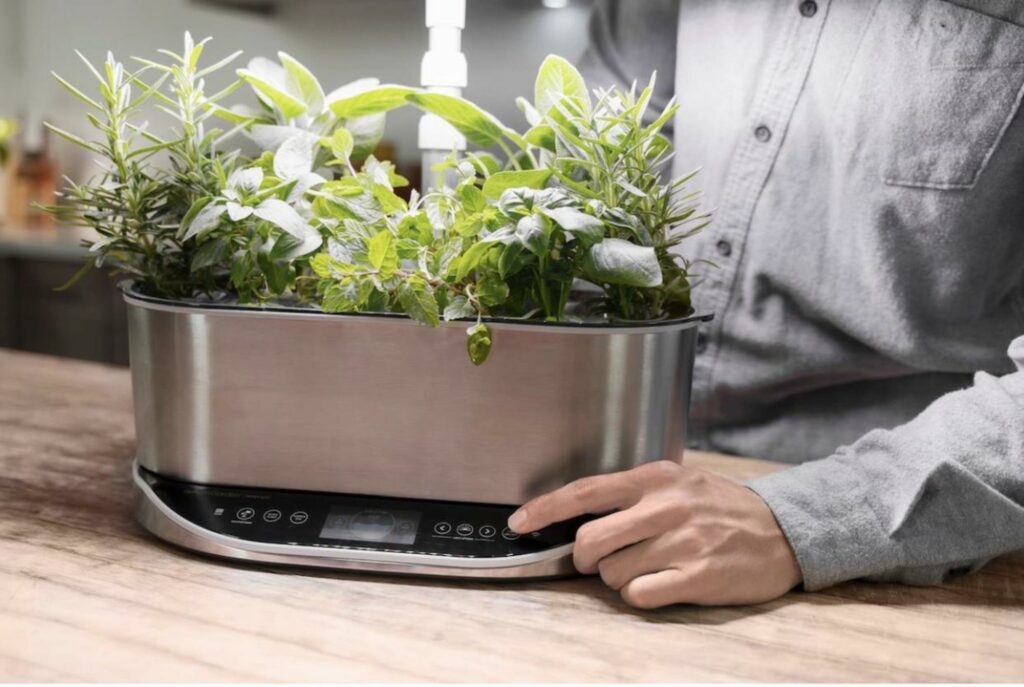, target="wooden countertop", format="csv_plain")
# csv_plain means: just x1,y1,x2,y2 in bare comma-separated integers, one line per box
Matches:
2,349,1023,682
